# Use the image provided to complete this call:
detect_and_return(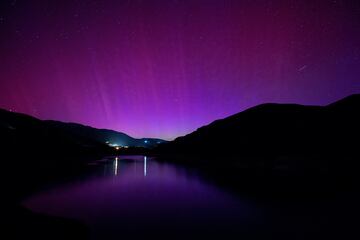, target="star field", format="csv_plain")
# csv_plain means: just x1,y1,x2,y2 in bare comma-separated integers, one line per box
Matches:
0,0,360,139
